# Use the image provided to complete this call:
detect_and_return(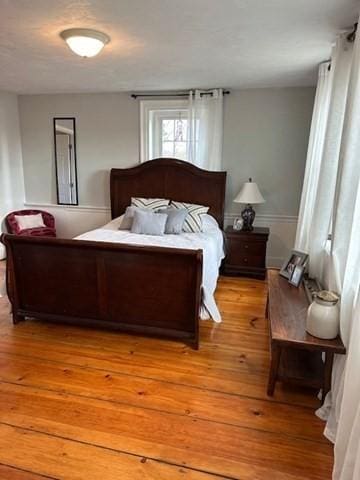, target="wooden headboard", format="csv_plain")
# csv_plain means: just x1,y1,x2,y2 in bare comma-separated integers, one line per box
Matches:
110,158,227,228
